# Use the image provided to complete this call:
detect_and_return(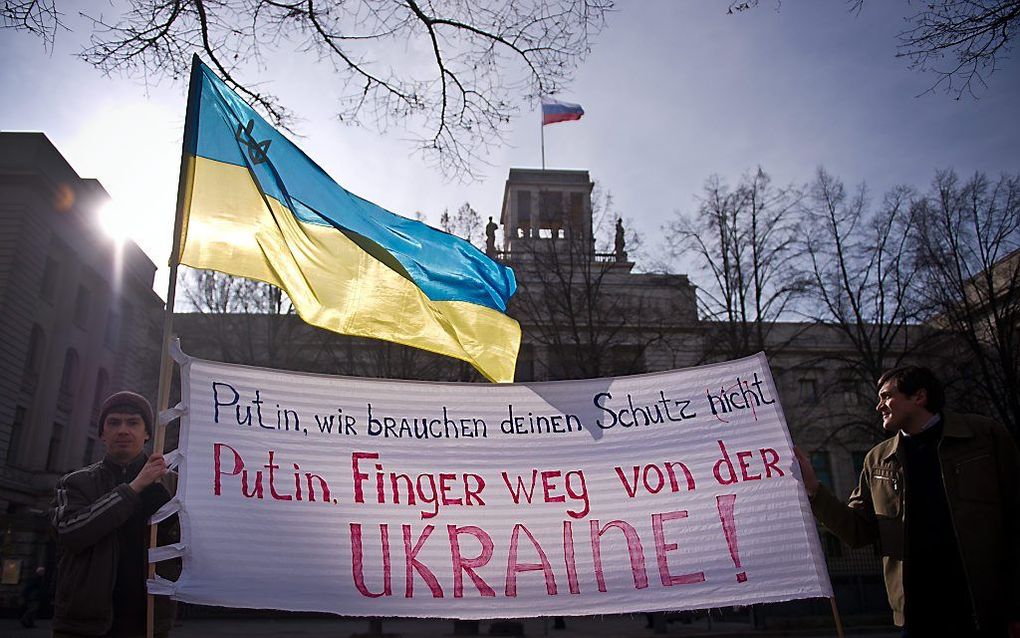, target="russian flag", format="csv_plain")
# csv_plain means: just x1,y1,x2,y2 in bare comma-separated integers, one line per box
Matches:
541,97,584,125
